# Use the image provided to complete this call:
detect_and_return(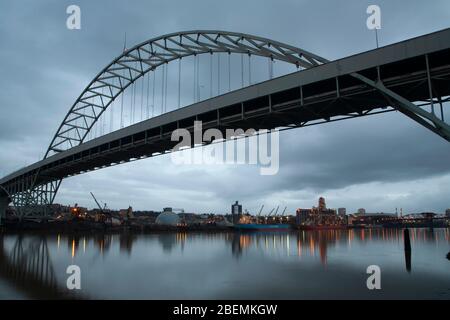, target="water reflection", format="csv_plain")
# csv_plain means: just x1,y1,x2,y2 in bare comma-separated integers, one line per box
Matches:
62,232,191,257
1,228,449,299
0,235,65,299
8,228,450,263
119,233,135,255
64,234,116,258
229,228,450,264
